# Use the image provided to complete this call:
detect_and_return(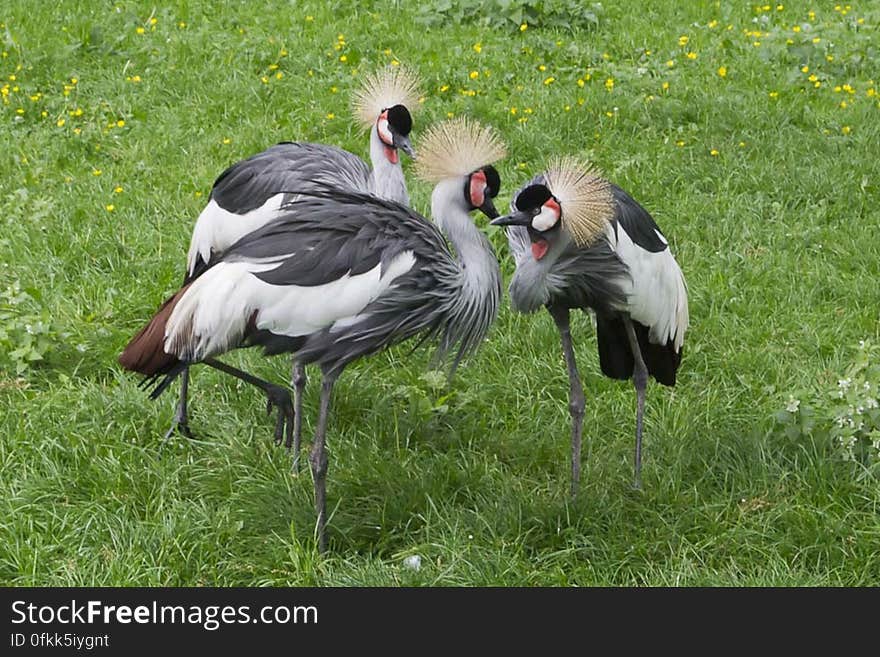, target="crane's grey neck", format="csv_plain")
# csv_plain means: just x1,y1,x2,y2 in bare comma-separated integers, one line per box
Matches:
369,124,409,205
507,227,572,313
431,178,502,370
506,225,630,315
